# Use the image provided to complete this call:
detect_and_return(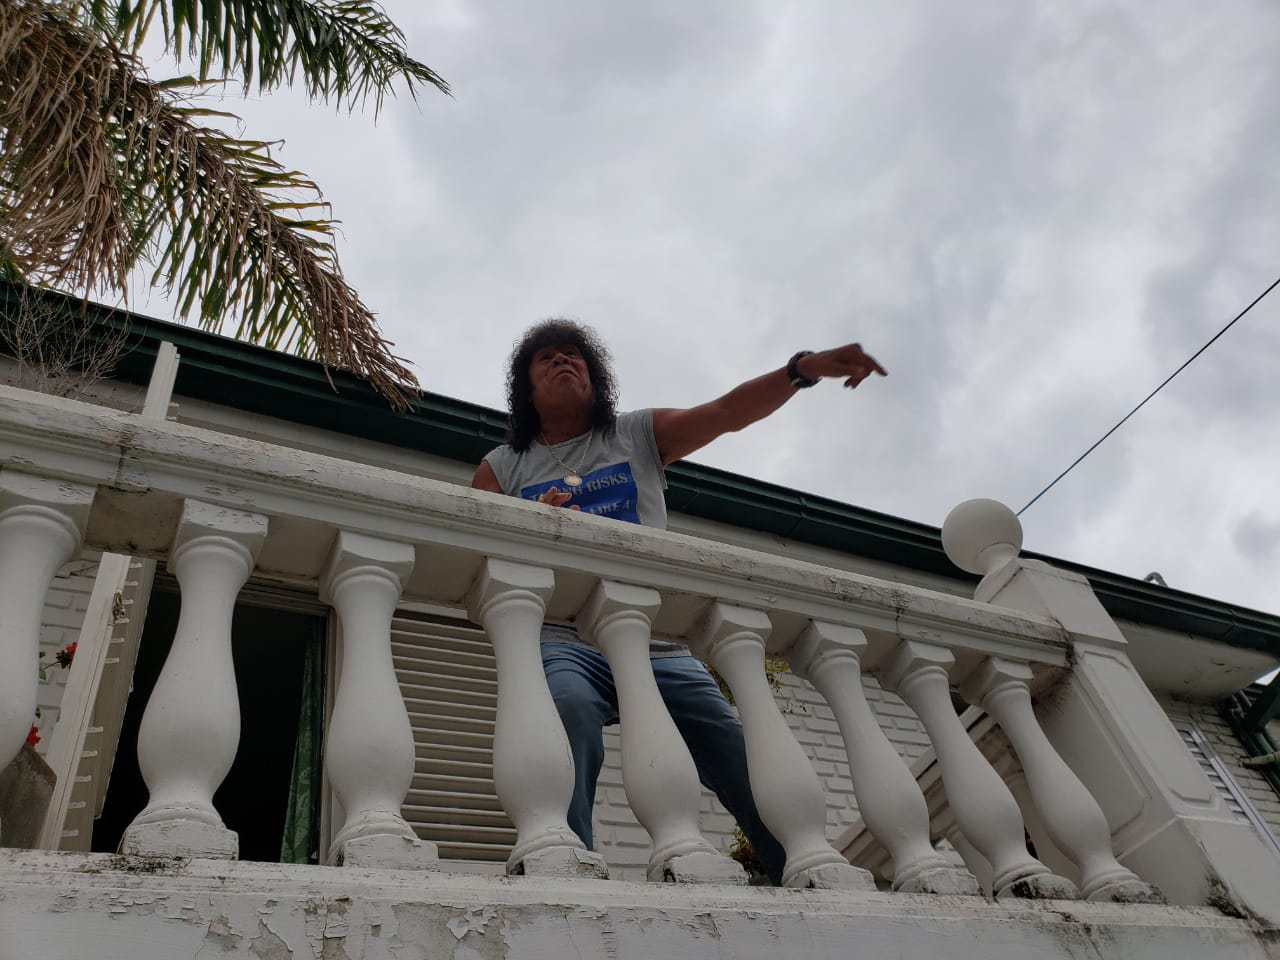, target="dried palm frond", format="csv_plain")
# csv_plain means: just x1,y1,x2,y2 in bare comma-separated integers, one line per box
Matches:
85,0,450,106
1,0,446,406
